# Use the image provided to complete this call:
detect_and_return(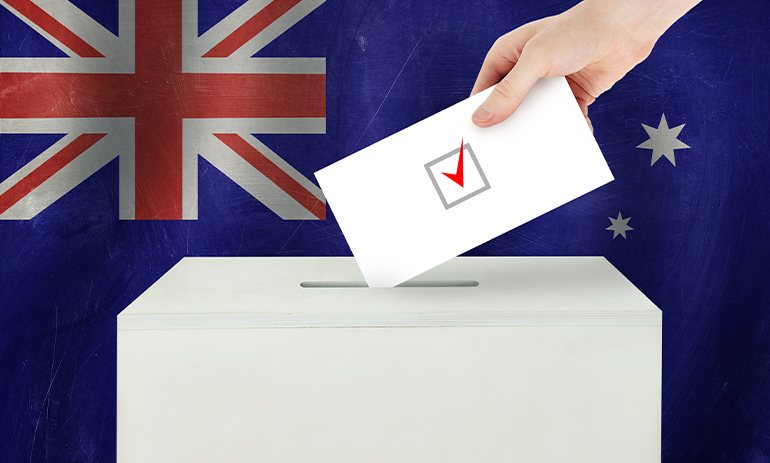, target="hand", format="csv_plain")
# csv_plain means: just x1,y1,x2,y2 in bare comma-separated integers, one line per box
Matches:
470,0,700,130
